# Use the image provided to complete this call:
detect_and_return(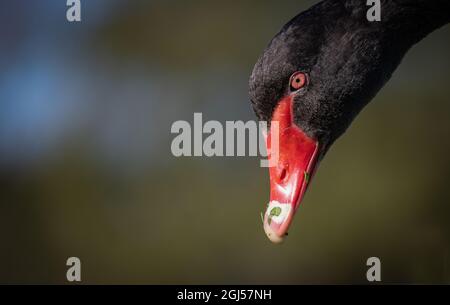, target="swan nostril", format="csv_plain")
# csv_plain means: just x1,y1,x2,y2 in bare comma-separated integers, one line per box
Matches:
279,168,287,182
